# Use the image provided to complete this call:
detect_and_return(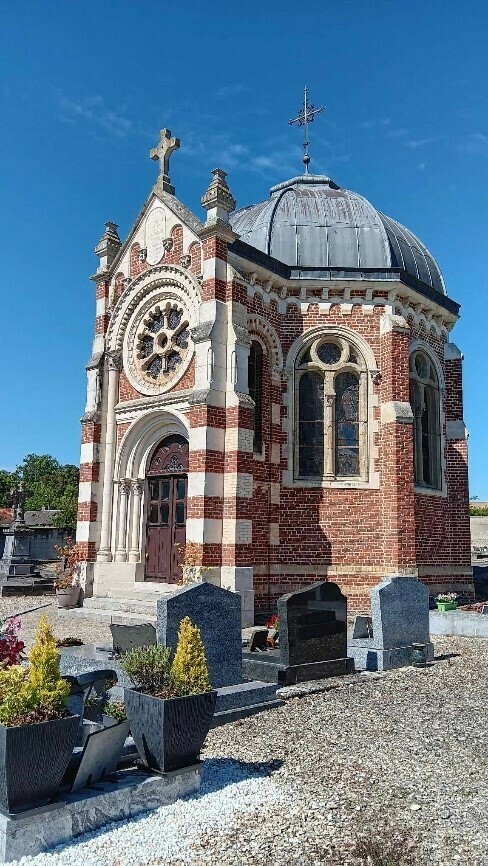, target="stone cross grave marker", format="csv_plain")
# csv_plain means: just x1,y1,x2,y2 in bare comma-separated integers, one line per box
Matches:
156,582,242,689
